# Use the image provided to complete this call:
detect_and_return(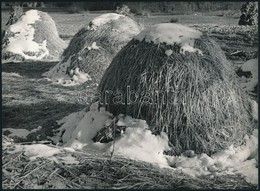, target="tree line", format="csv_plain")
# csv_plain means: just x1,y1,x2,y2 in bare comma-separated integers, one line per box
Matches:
3,1,248,14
